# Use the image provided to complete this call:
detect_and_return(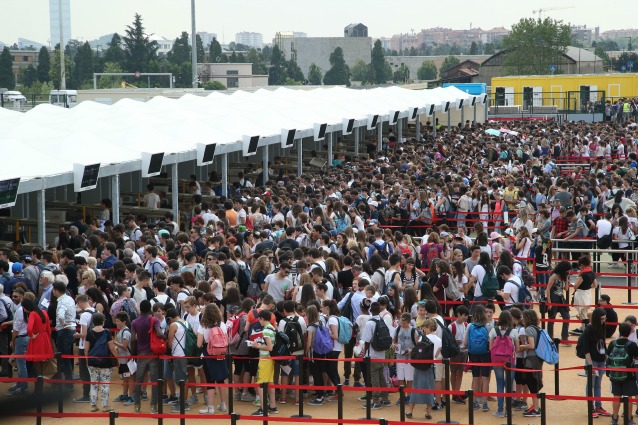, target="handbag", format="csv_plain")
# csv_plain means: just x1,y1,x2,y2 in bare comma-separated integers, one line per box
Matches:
41,358,57,376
